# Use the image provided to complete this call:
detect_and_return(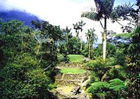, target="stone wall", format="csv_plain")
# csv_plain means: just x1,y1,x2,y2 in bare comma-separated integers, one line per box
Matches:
55,73,89,86
57,62,84,69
